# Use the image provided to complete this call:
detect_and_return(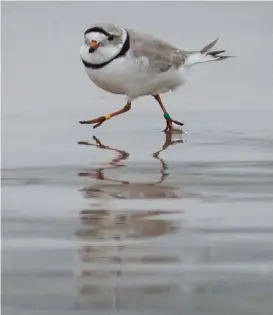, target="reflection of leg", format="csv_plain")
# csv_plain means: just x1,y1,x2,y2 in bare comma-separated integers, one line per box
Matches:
152,132,184,184
153,95,184,132
78,136,110,149
79,102,131,129
153,132,184,158
78,136,129,162
78,136,130,184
